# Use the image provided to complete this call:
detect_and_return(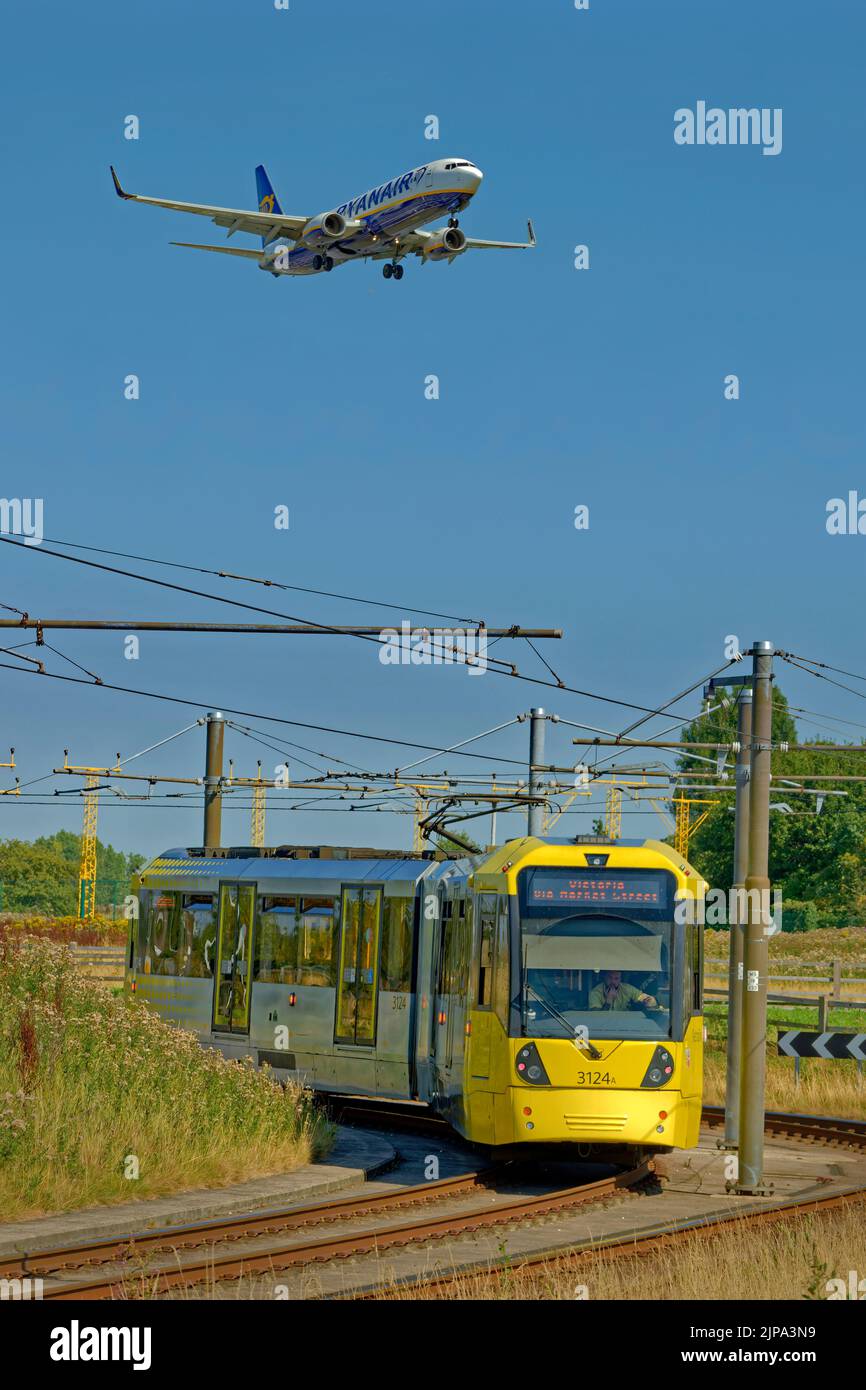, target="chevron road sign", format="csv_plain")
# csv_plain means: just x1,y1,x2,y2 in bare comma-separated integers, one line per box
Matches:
778,1030,866,1060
